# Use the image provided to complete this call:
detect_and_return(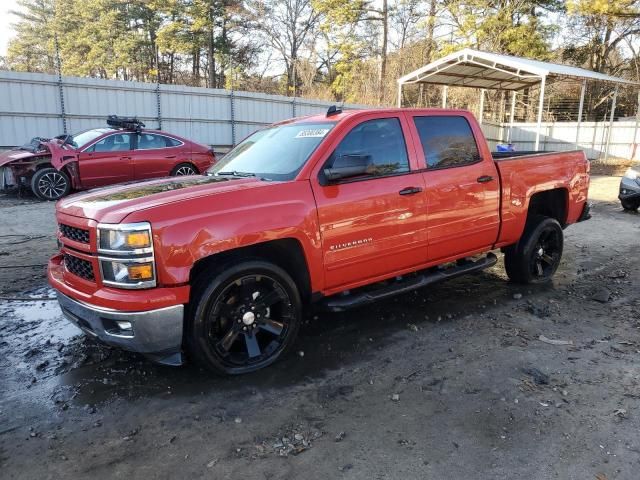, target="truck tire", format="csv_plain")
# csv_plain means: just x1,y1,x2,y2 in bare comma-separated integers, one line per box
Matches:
504,216,563,284
170,162,198,176
186,260,302,375
31,167,71,201
621,198,640,211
